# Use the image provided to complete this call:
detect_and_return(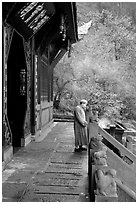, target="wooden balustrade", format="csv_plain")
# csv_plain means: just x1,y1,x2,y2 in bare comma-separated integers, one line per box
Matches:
88,121,136,165
88,120,136,202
